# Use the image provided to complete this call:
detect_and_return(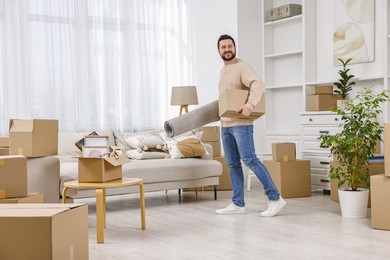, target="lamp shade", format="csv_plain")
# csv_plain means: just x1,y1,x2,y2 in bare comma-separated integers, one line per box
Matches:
170,86,199,106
